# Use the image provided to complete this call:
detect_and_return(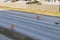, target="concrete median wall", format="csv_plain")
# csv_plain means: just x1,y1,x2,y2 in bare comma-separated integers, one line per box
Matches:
0,2,59,12
28,4,59,12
